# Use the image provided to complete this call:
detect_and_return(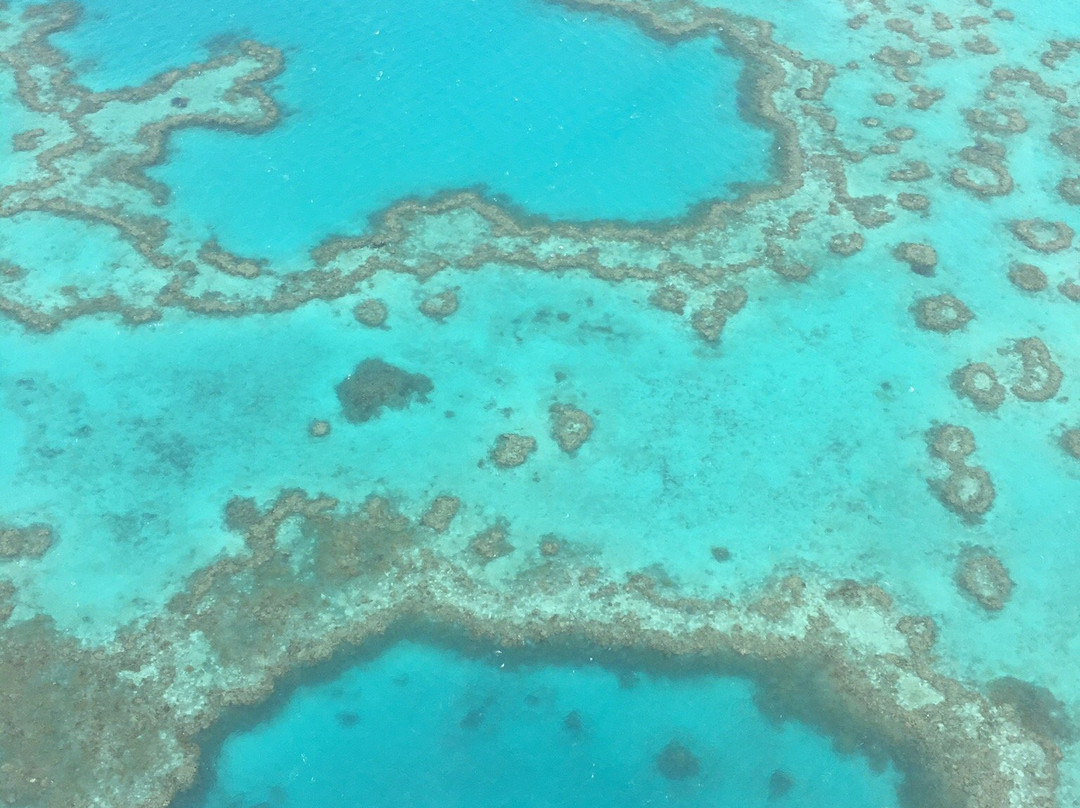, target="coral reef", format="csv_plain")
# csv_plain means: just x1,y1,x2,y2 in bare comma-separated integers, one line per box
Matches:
469,522,514,562
490,434,537,468
949,140,1014,197
549,404,594,454
197,239,265,278
655,740,700,780
894,242,938,275
711,546,732,563
419,290,459,320
1058,177,1080,205
1010,219,1075,253
0,524,54,559
307,419,331,438
769,770,796,800
950,363,1006,412
926,426,995,521
648,285,688,314
988,677,1078,746
897,192,930,211
539,536,561,557
1058,280,1080,302
1001,338,1062,402
935,466,997,520
1060,428,1080,460
0,491,1060,808
911,294,973,333
1008,263,1048,292
353,298,389,327
928,424,977,466
0,581,14,623
335,359,434,423
421,496,461,533
828,232,864,255
955,547,1014,611
1050,126,1080,159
